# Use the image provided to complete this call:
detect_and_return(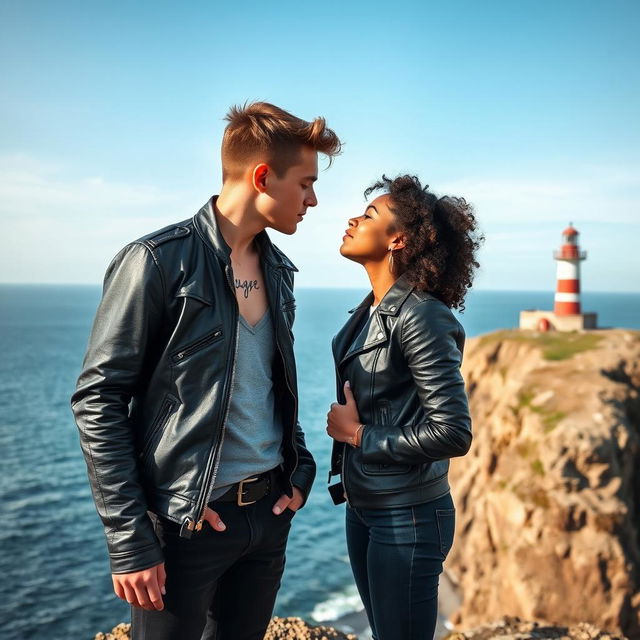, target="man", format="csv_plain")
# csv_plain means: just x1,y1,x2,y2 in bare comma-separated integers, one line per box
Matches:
71,102,342,639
